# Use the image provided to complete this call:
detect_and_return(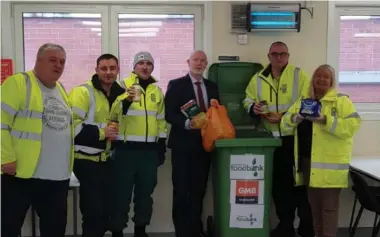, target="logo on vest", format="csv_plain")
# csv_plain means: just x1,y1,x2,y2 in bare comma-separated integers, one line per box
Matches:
331,107,337,116
280,84,287,93
42,96,71,131
151,94,156,103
